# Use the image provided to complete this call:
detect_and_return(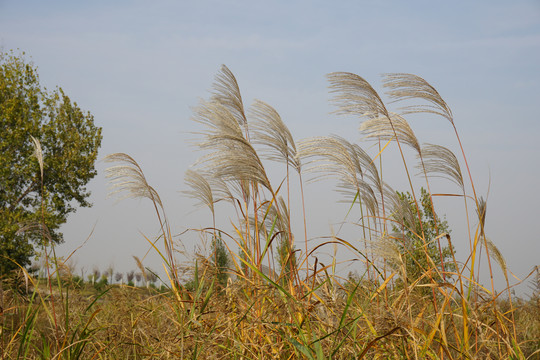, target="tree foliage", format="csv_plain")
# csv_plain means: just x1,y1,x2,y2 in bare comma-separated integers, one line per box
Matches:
0,50,102,274
211,234,230,287
392,188,455,284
